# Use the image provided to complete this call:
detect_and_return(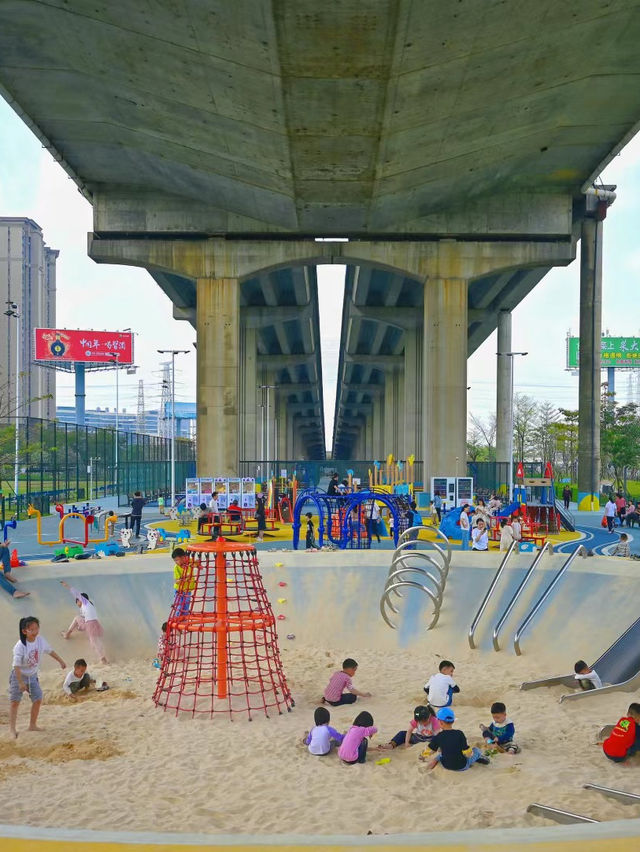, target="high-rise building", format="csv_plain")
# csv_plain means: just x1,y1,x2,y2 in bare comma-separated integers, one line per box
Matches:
0,217,57,420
